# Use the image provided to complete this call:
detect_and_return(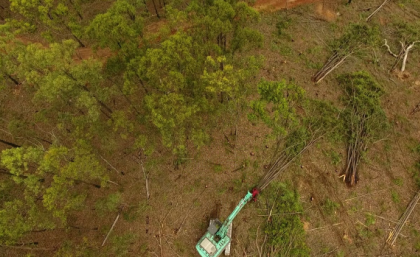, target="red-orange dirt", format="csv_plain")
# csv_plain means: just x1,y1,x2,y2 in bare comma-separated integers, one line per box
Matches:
254,0,322,12
254,0,338,21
